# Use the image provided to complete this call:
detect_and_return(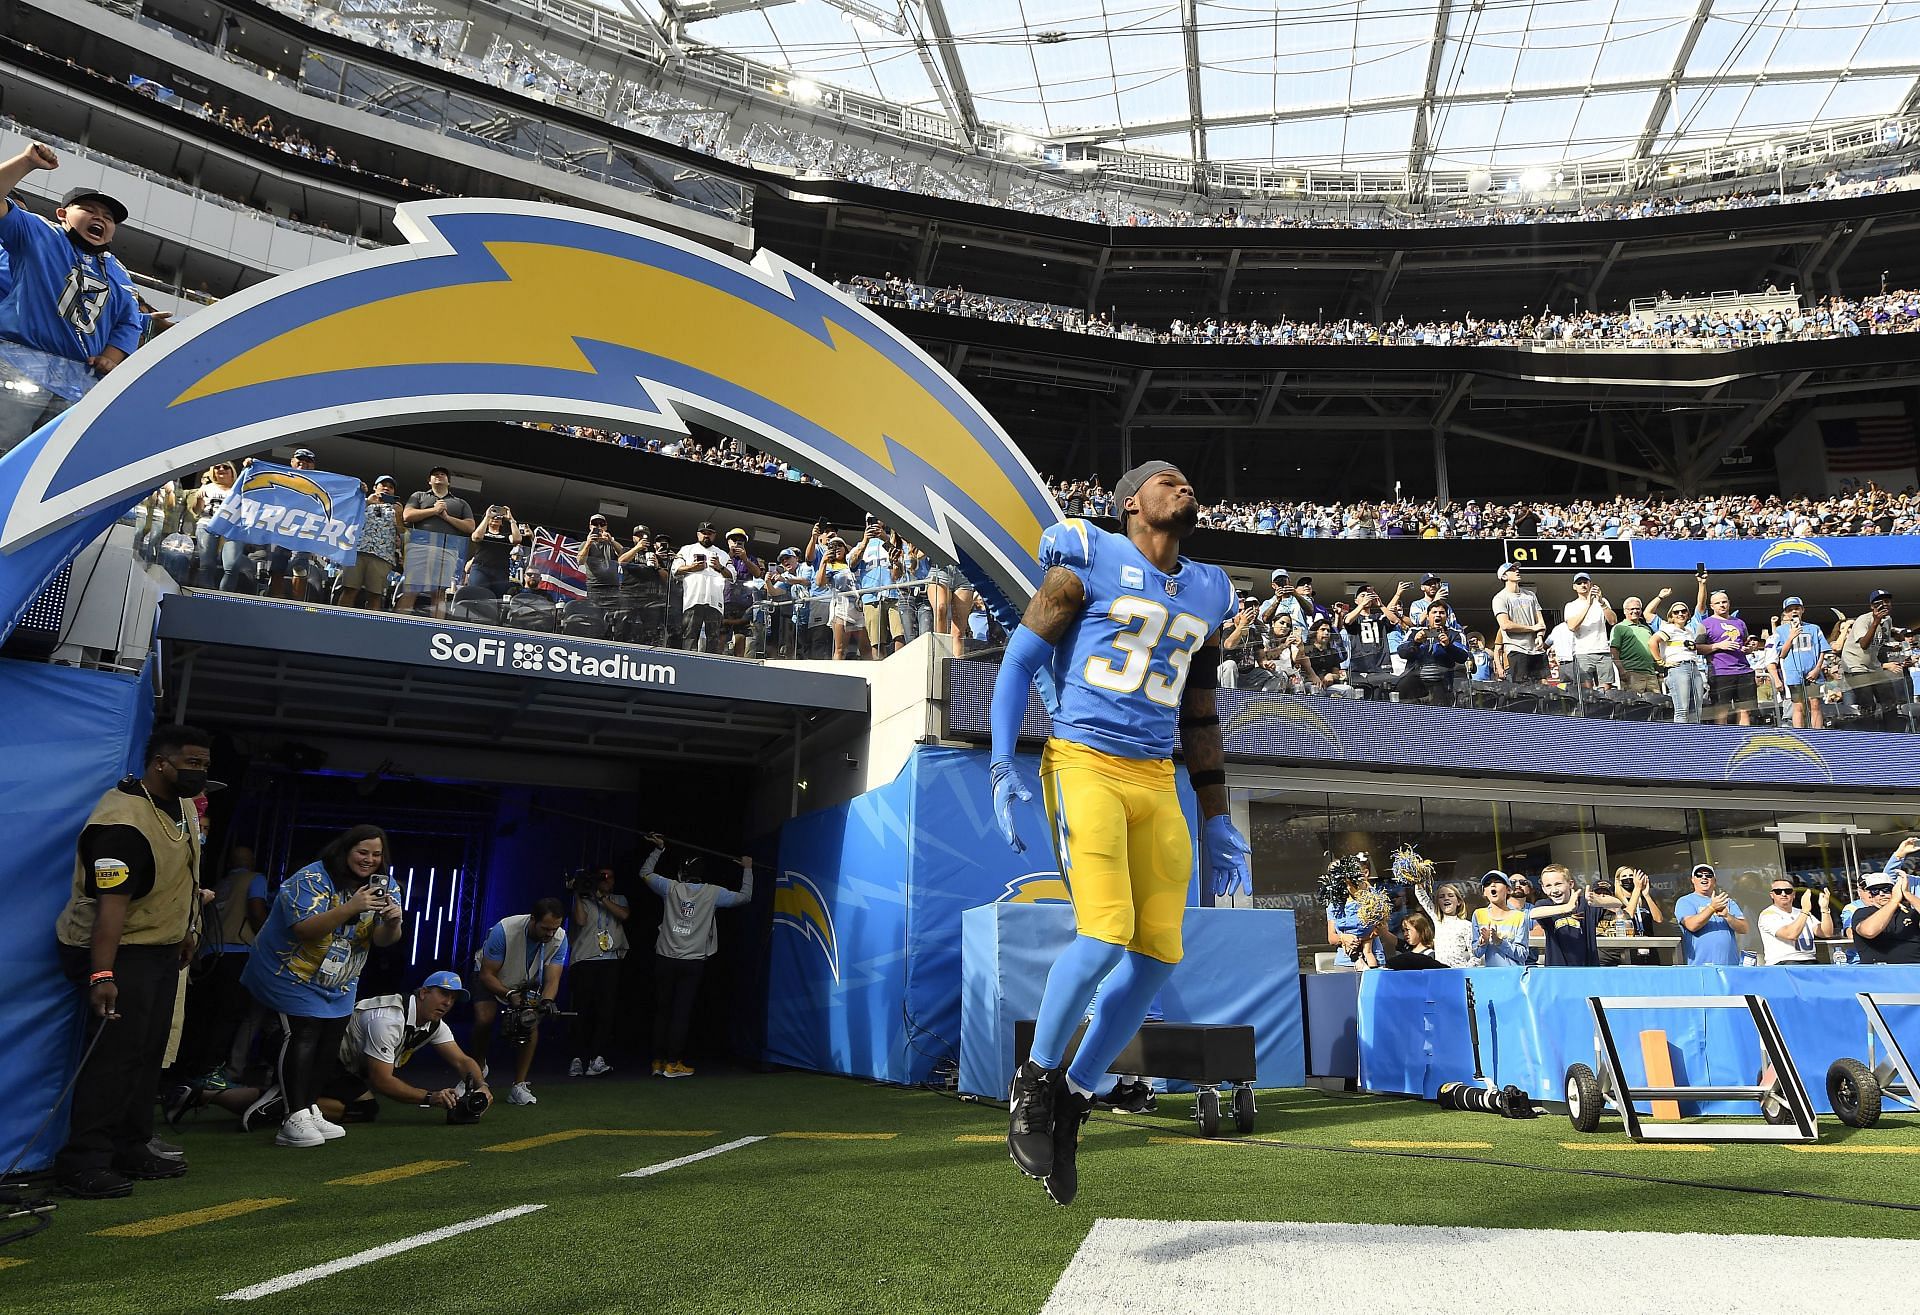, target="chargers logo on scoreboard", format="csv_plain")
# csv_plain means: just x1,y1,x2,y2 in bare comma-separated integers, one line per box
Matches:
1224,693,1345,756
0,200,1062,641
1724,730,1833,783
772,871,841,984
